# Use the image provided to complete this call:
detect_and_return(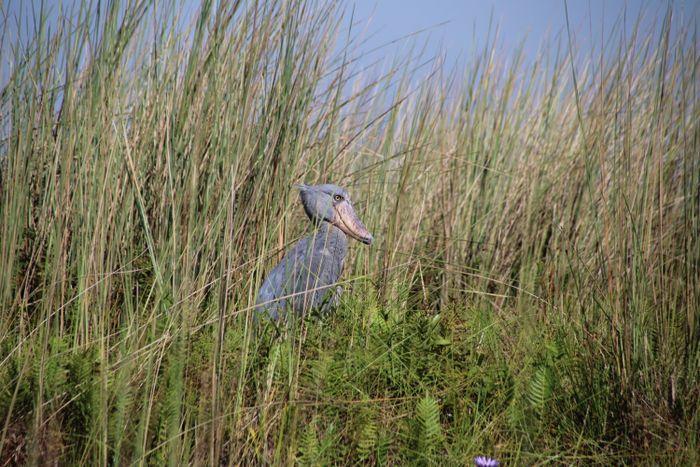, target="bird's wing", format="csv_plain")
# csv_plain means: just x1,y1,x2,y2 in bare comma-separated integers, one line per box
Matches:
255,237,311,319
256,233,341,319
